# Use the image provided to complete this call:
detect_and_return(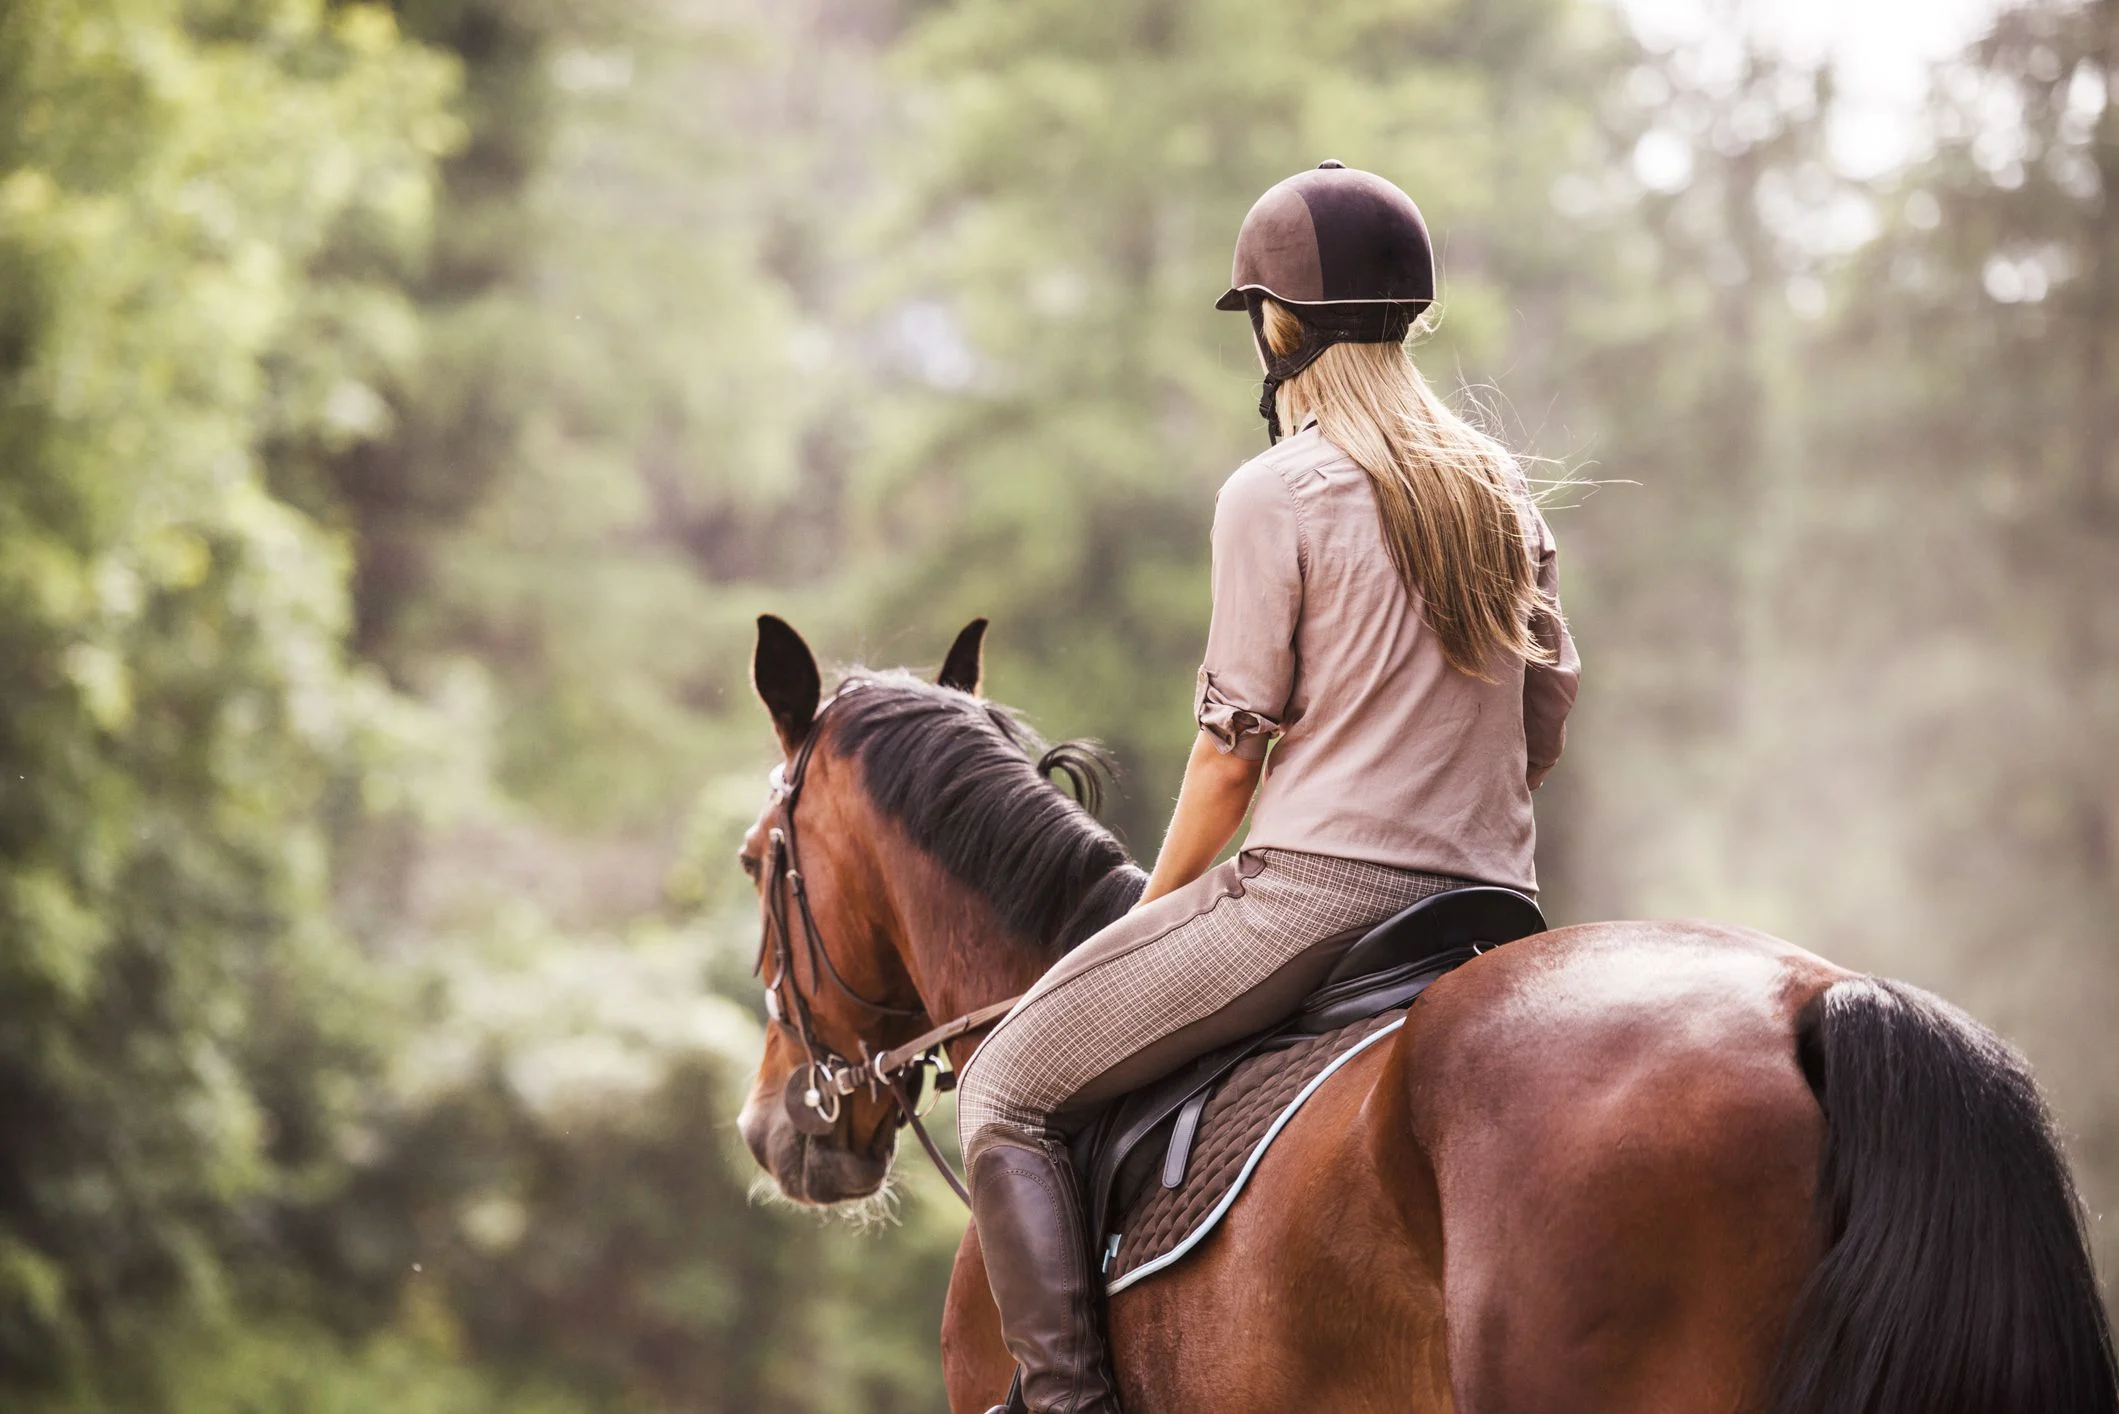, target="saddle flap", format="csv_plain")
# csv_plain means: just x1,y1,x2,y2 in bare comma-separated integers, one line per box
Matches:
1069,1033,1266,1262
